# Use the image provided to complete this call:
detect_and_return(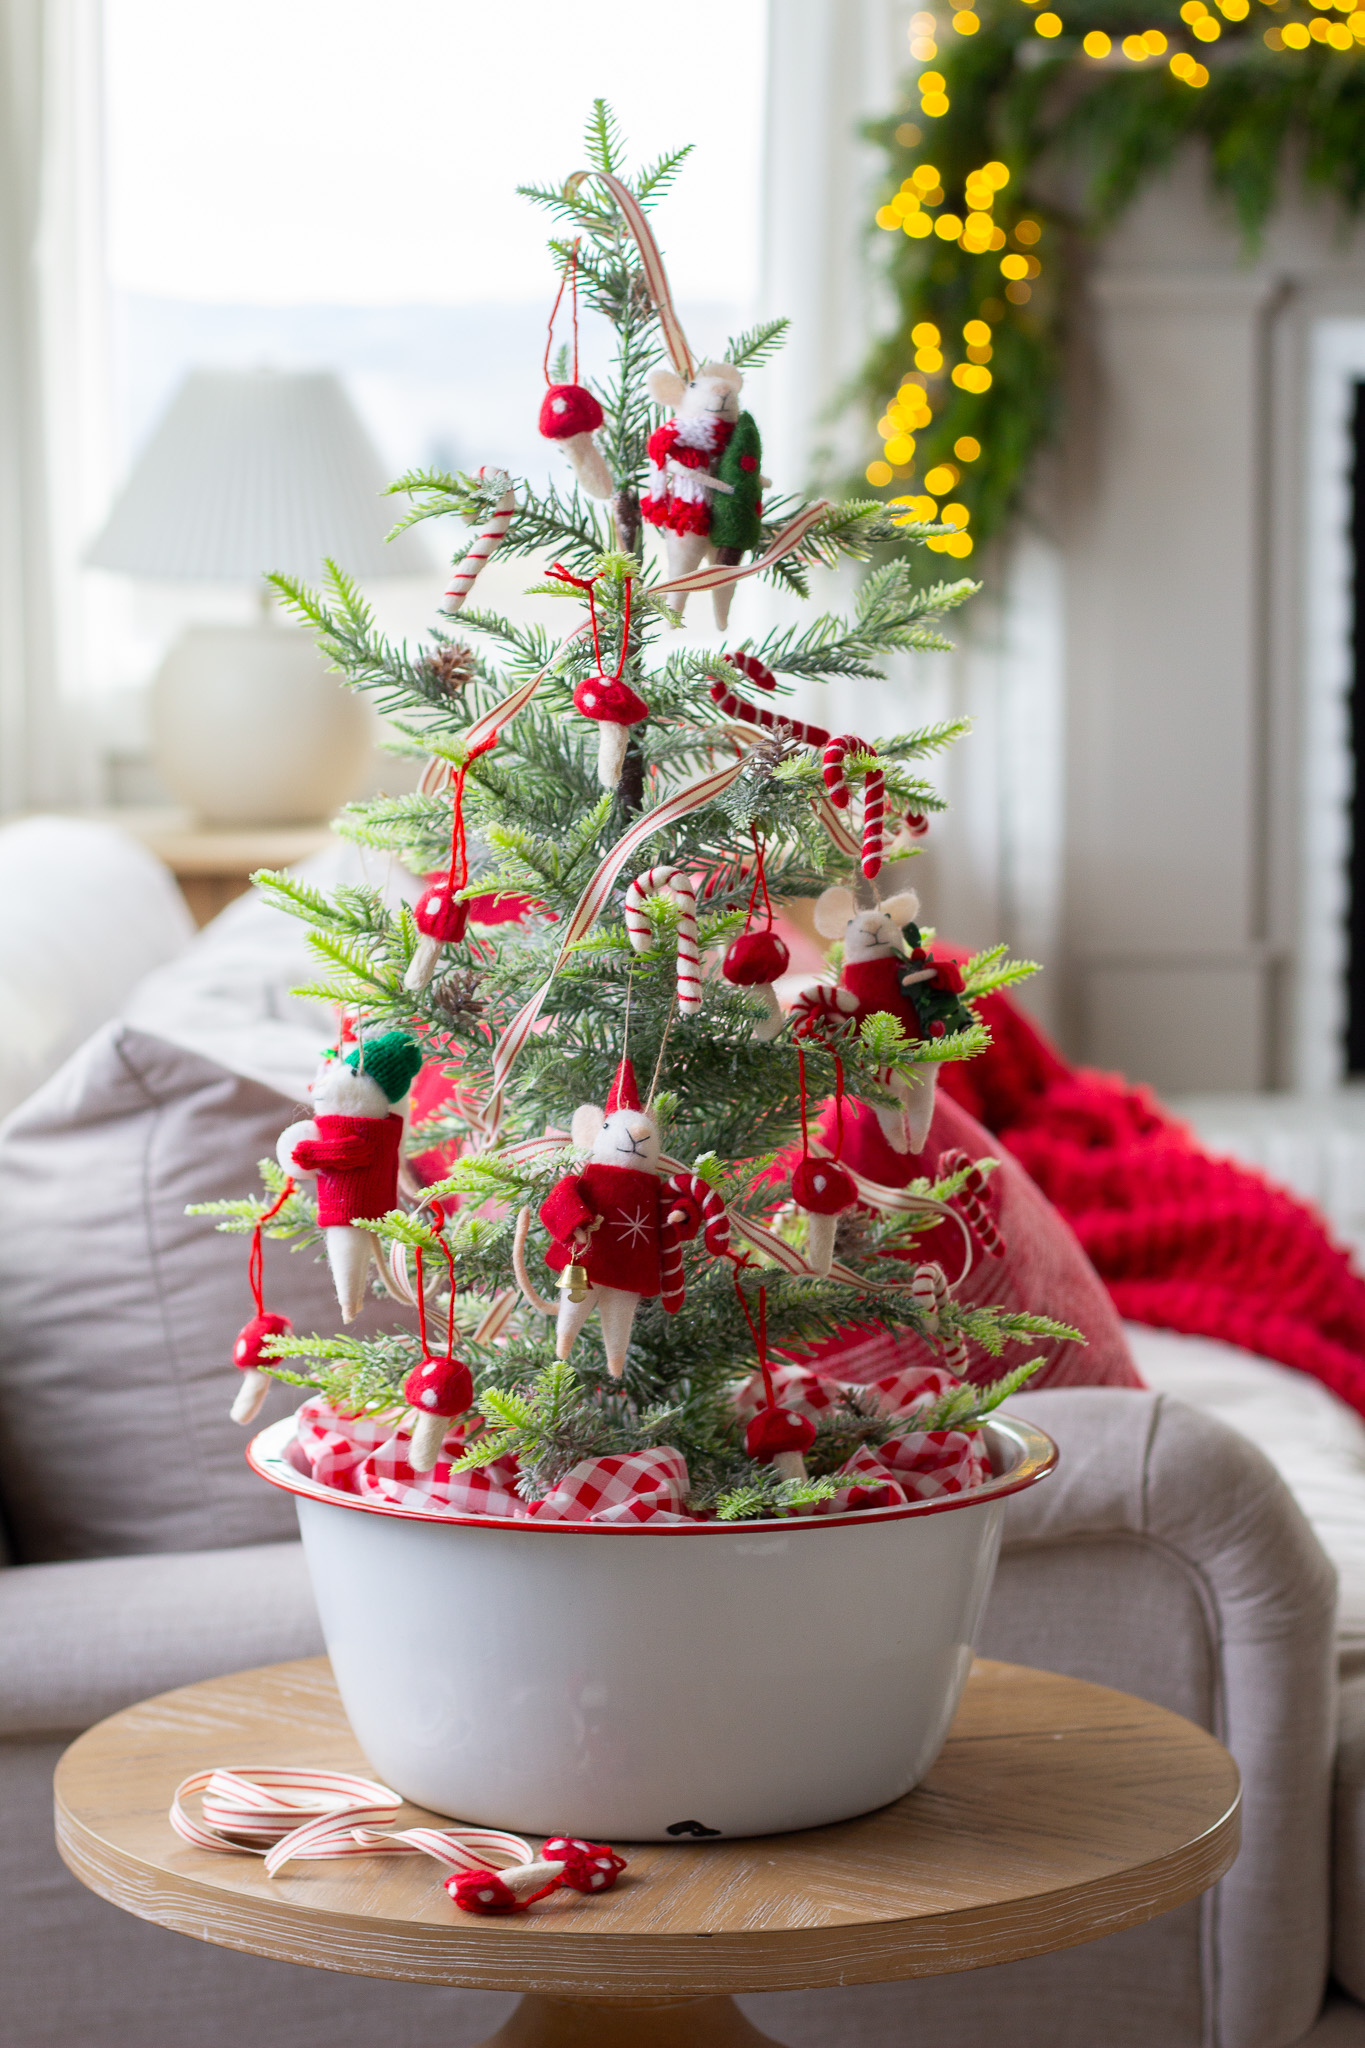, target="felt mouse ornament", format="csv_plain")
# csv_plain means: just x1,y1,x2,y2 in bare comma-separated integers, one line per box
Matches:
794,887,937,1154
523,1059,702,1378
277,1032,423,1322
644,361,766,626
